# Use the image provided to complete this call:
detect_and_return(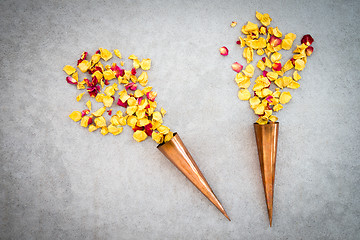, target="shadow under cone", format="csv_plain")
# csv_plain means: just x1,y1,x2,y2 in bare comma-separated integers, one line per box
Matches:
157,133,230,221
254,122,279,227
